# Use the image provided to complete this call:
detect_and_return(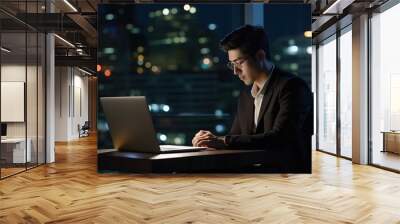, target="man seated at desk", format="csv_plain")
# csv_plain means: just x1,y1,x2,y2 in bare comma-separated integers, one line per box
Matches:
192,25,313,173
